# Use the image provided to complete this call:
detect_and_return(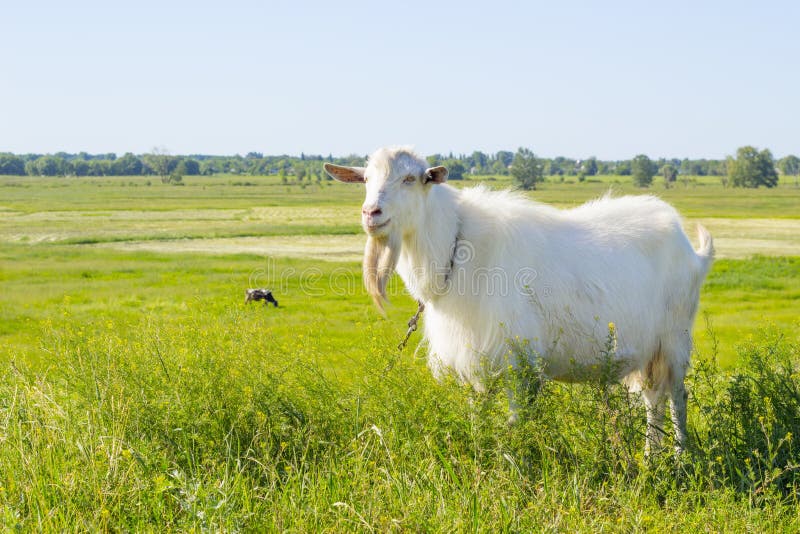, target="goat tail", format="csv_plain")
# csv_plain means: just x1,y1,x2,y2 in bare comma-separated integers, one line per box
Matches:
695,224,714,276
